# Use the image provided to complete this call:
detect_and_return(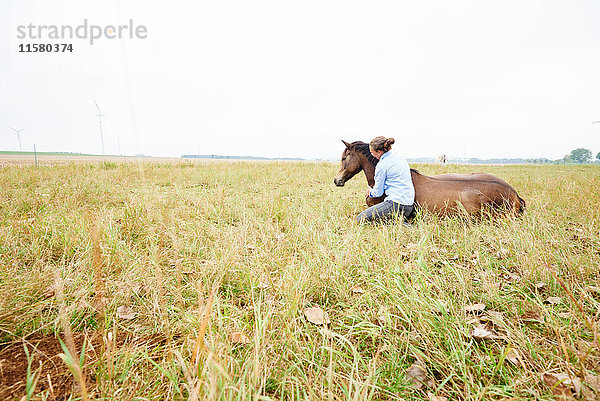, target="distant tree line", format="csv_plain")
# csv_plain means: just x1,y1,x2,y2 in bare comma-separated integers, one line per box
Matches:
560,148,599,164
514,148,598,164
180,149,600,164
407,148,600,165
